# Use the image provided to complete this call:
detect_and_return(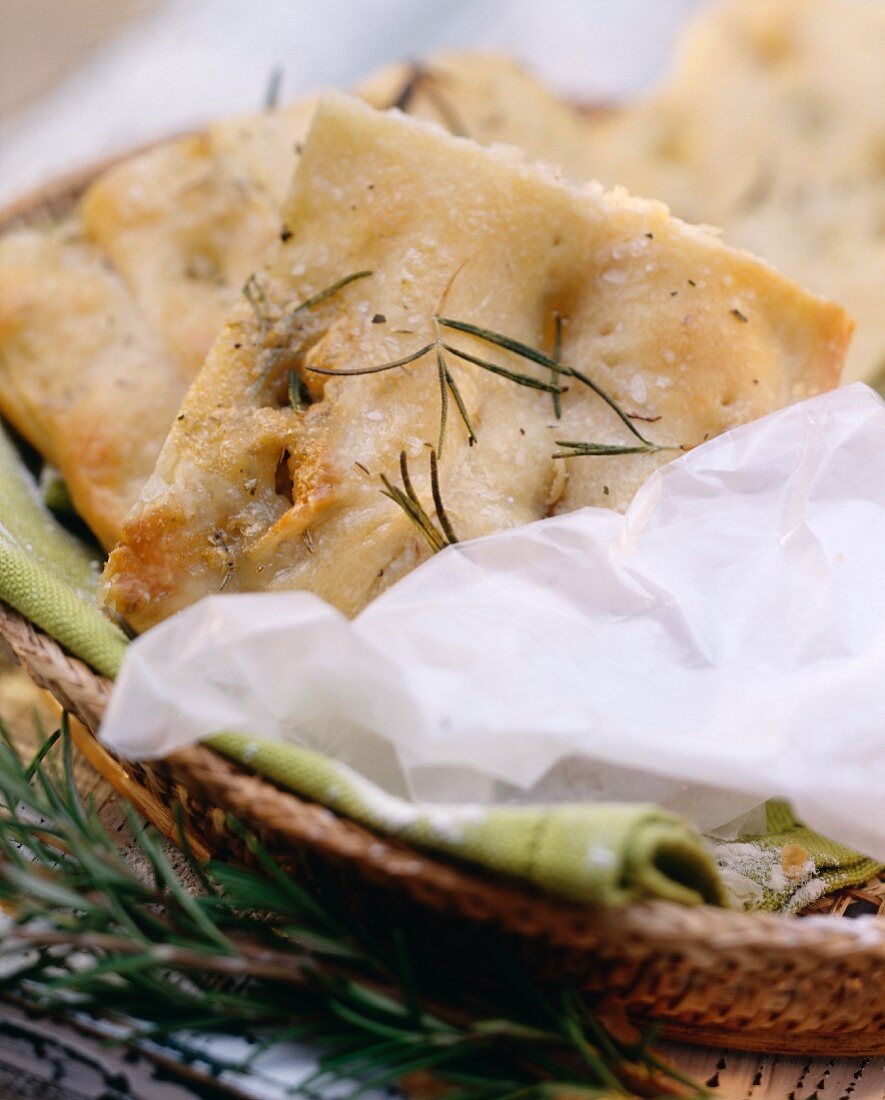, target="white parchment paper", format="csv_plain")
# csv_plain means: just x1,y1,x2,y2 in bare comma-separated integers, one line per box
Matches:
100,384,885,857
